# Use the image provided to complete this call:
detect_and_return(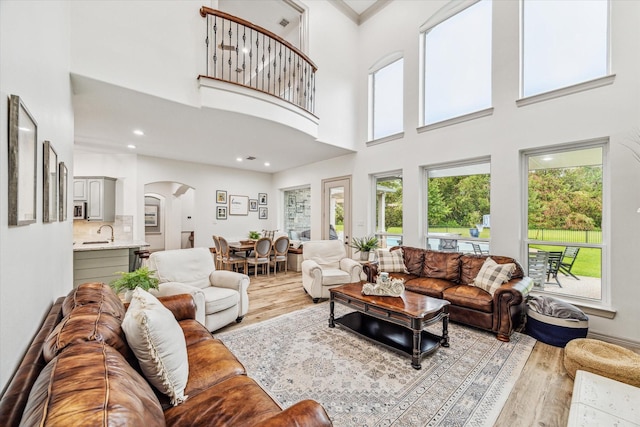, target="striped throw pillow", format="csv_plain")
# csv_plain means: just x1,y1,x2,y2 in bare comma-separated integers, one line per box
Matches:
473,257,516,295
376,249,408,273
